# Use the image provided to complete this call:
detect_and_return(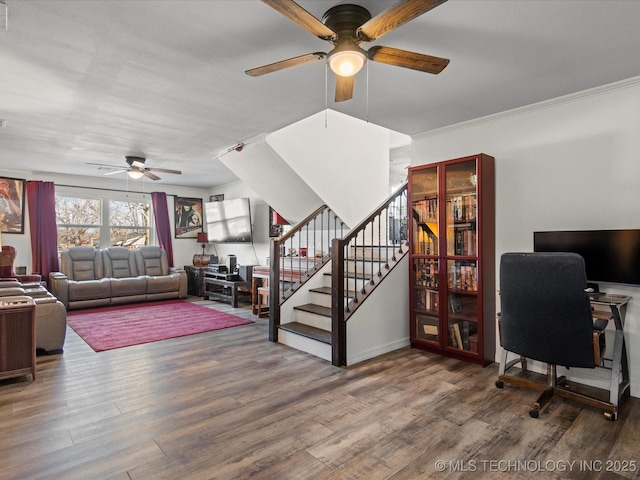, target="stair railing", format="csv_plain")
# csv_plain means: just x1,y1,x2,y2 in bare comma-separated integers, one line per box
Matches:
331,182,408,365
269,205,344,341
